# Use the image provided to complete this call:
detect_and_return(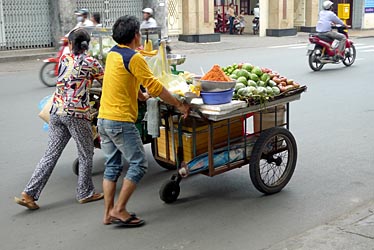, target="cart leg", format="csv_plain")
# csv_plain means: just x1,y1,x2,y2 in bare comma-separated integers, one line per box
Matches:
159,174,181,204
